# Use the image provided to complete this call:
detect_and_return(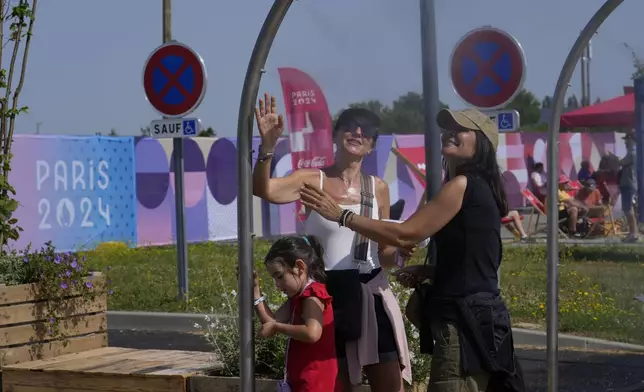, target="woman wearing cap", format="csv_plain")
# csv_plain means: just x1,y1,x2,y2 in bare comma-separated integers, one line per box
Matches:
302,108,525,391
252,93,412,392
